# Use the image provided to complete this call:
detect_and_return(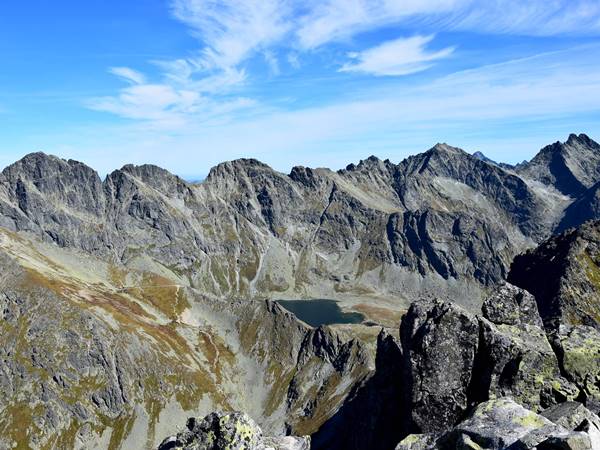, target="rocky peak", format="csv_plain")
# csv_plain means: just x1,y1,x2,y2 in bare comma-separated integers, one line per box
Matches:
0,152,106,247
205,158,274,183
566,133,599,149
518,134,600,197
398,142,493,179
1,151,103,196
288,166,331,190
558,181,600,232
338,155,396,185
119,163,191,197
472,150,493,161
